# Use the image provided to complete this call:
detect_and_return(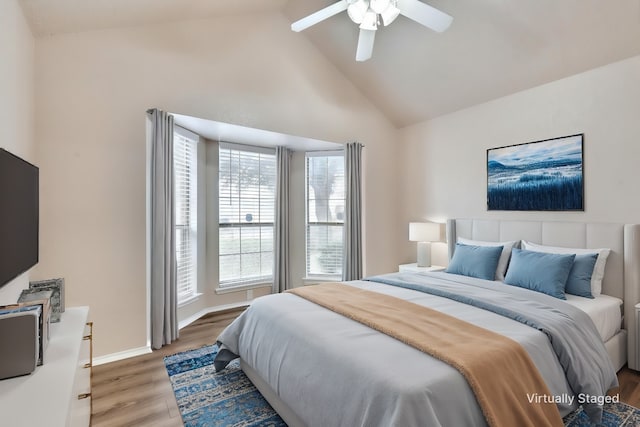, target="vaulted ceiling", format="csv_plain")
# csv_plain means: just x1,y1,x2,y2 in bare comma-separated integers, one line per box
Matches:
19,0,640,127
